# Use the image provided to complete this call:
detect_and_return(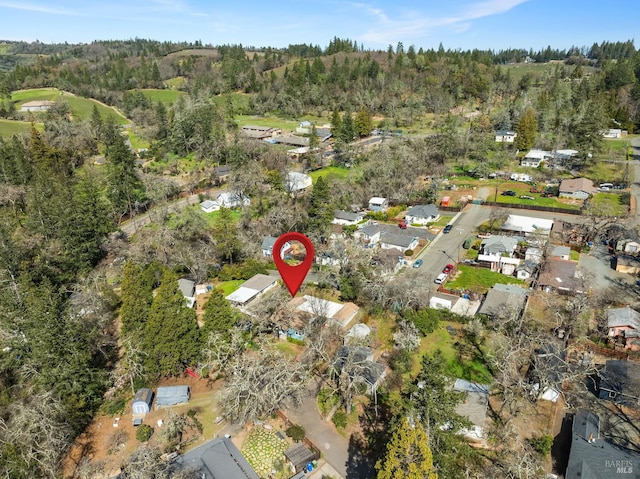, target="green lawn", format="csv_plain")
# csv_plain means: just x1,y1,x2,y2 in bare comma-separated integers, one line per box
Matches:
588,192,628,217
0,119,32,137
308,165,357,184
494,181,580,209
163,77,187,89
584,160,631,184
123,129,150,150
570,250,580,261
446,264,526,294
216,280,244,296
11,88,128,124
137,88,185,105
201,207,243,227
